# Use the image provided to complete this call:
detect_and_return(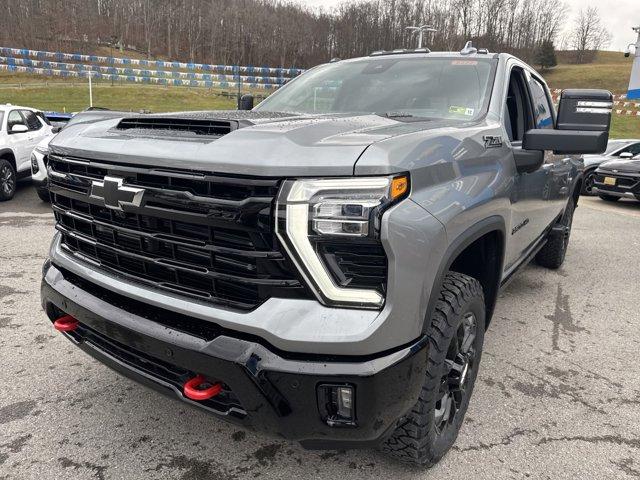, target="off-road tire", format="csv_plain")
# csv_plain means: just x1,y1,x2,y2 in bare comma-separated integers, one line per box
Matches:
382,272,485,467
0,158,17,201
36,188,50,202
599,194,619,202
535,199,574,269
